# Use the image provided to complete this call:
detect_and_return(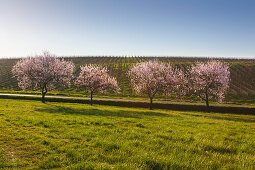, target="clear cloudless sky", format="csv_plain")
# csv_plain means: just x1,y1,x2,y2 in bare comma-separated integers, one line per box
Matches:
0,0,254,58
